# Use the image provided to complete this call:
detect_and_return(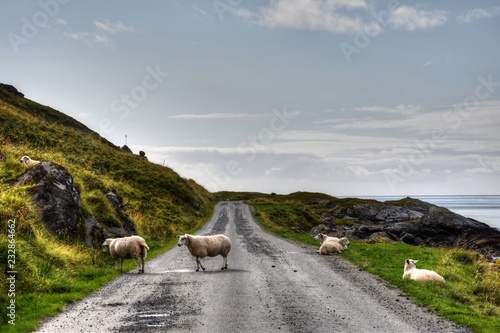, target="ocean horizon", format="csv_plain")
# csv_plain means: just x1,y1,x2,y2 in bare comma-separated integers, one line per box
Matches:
353,195,500,231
